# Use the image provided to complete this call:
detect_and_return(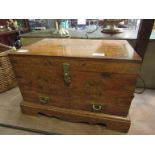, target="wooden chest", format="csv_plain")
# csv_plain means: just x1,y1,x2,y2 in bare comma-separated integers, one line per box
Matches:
9,39,142,132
